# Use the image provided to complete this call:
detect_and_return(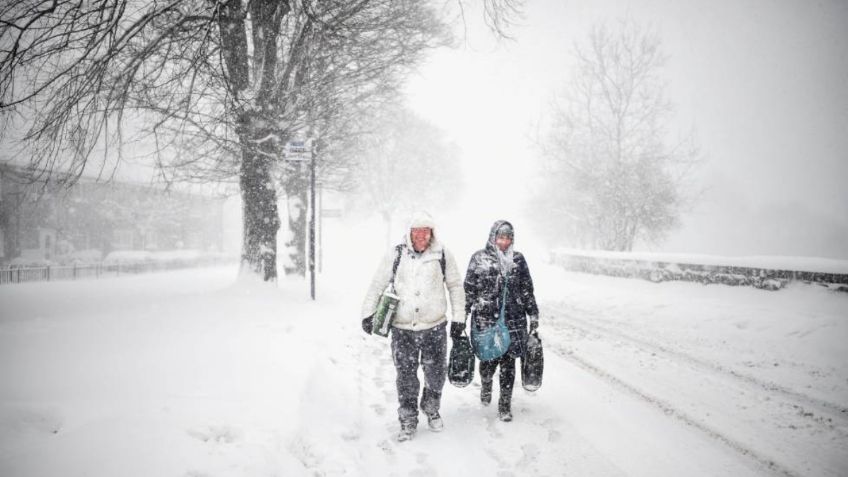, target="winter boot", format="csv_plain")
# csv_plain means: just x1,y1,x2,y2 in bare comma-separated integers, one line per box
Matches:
426,411,444,432
481,379,493,406
498,395,513,422
397,420,417,442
